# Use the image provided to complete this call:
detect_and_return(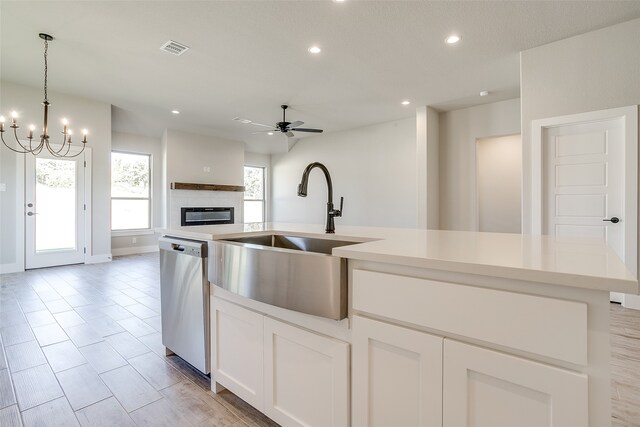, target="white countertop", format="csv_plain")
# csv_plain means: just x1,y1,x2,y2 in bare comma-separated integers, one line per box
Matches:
157,223,638,293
